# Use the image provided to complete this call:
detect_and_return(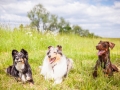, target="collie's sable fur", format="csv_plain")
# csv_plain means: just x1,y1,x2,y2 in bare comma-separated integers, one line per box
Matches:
6,49,34,84
40,45,73,84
